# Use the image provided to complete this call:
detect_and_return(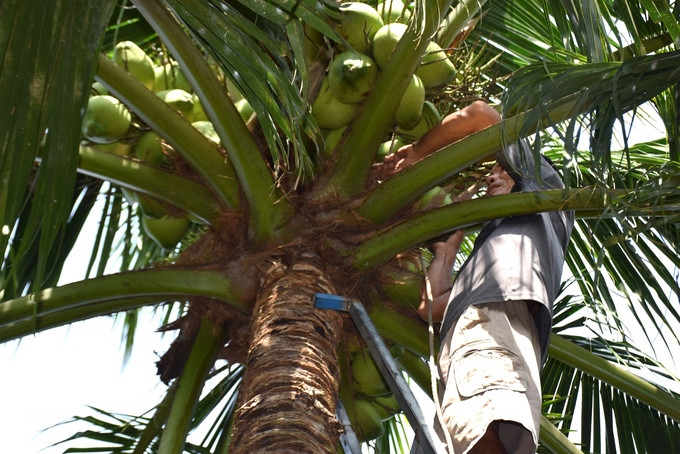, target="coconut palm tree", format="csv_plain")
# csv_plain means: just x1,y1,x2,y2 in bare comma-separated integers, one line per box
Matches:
1,0,680,452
